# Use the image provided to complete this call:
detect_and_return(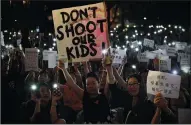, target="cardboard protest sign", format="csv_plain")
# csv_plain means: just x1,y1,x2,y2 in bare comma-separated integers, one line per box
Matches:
175,41,187,51
159,59,171,71
147,71,181,99
110,48,126,64
137,52,149,62
143,38,155,48
52,2,109,62
25,48,38,71
43,50,57,60
166,47,176,57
